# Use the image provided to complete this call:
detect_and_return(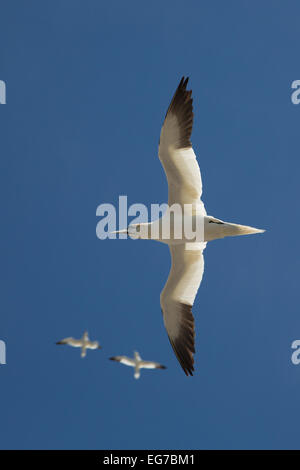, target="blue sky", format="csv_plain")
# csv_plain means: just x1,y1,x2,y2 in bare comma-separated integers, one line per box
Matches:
1,0,300,450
